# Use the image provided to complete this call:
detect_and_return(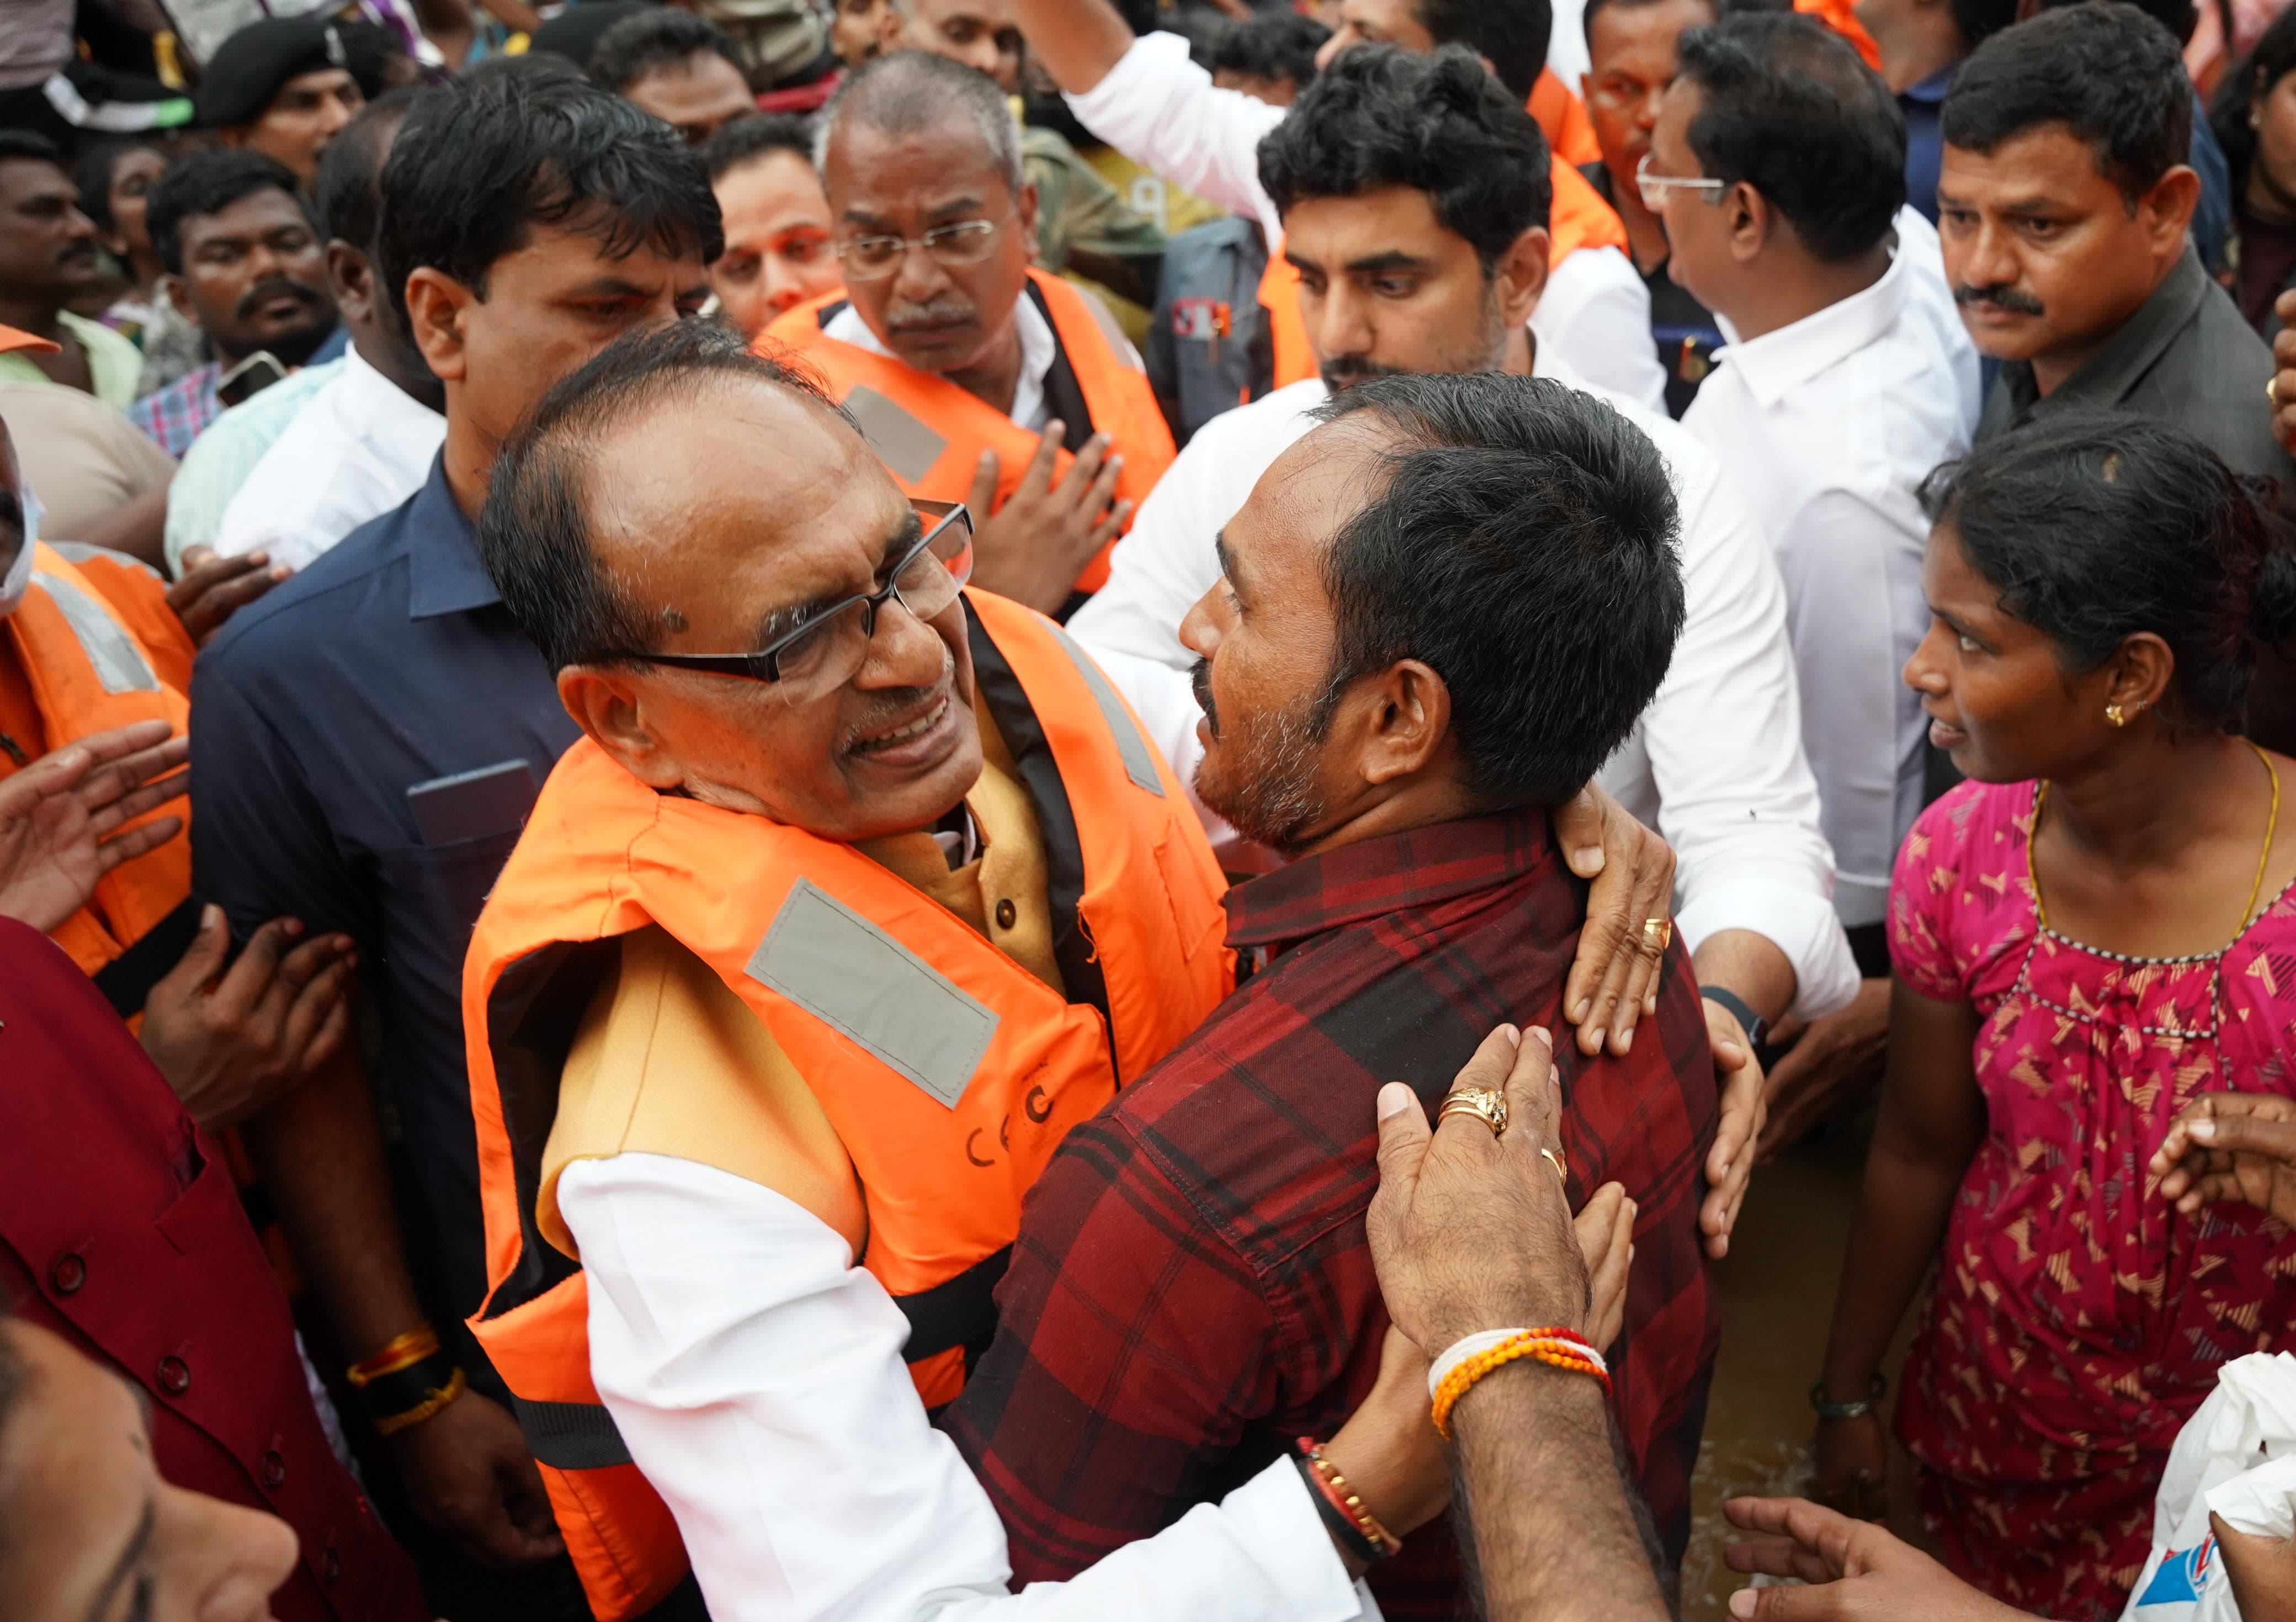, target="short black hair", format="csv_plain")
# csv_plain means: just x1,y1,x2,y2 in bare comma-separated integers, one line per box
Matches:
1415,0,1551,100
2035,0,2196,44
480,319,832,671
71,137,170,234
0,130,66,172
1309,373,1684,807
1259,45,1551,269
1582,0,1720,47
587,7,742,94
1920,412,2296,735
375,66,722,329
1207,11,1331,89
312,87,417,250
1675,14,1905,262
1949,0,2020,51
146,149,313,276
1942,3,2192,201
2211,1,2296,195
701,112,814,182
